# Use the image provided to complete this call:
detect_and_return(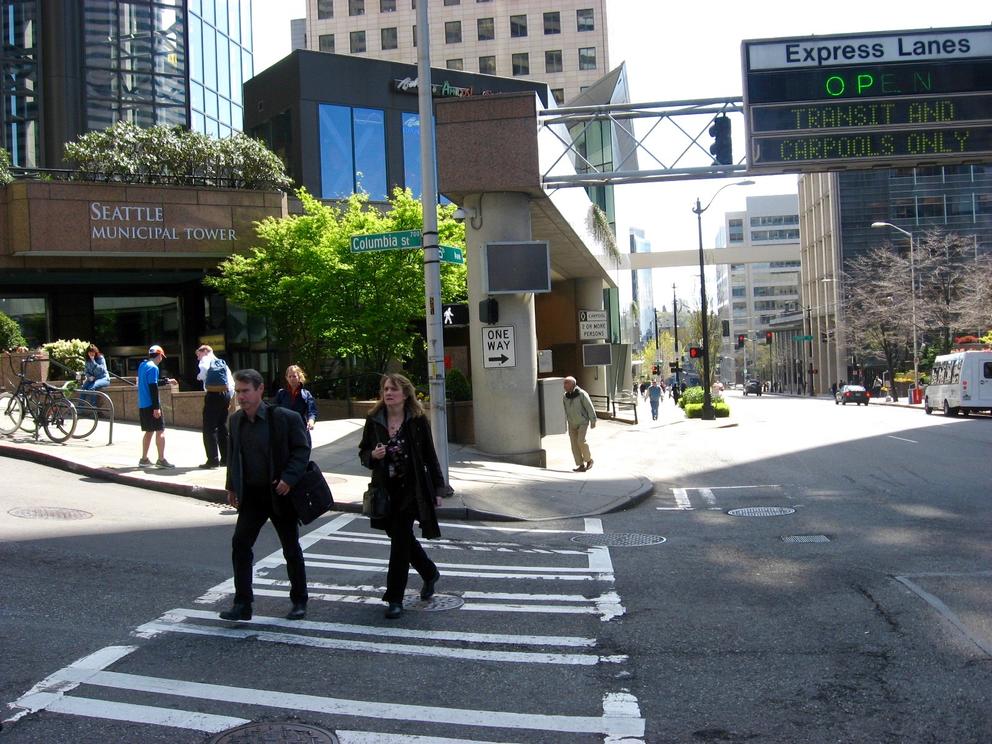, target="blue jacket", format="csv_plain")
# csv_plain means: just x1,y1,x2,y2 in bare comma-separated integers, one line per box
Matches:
84,354,109,382
274,386,318,425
